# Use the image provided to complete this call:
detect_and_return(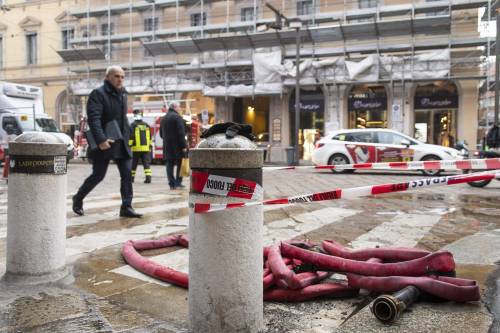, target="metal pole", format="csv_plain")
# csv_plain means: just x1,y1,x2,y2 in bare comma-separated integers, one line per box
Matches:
295,27,301,165
495,9,500,126
152,0,156,41
33,104,36,130
107,0,111,63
